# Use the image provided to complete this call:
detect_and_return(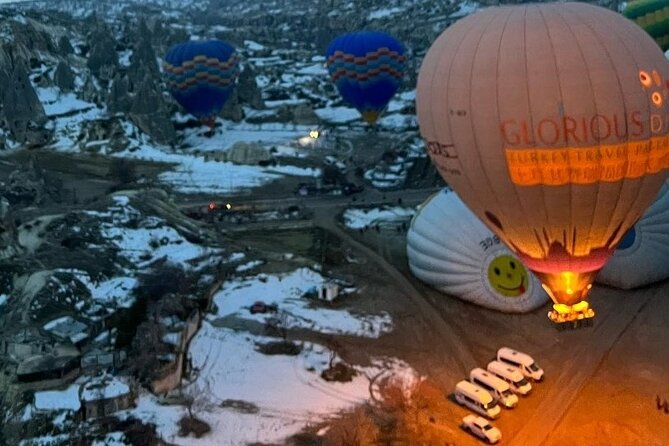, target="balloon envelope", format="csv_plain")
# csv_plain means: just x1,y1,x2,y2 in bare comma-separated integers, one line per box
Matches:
407,189,548,313
623,0,669,51
325,31,406,124
417,2,669,311
597,180,669,289
163,40,239,122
